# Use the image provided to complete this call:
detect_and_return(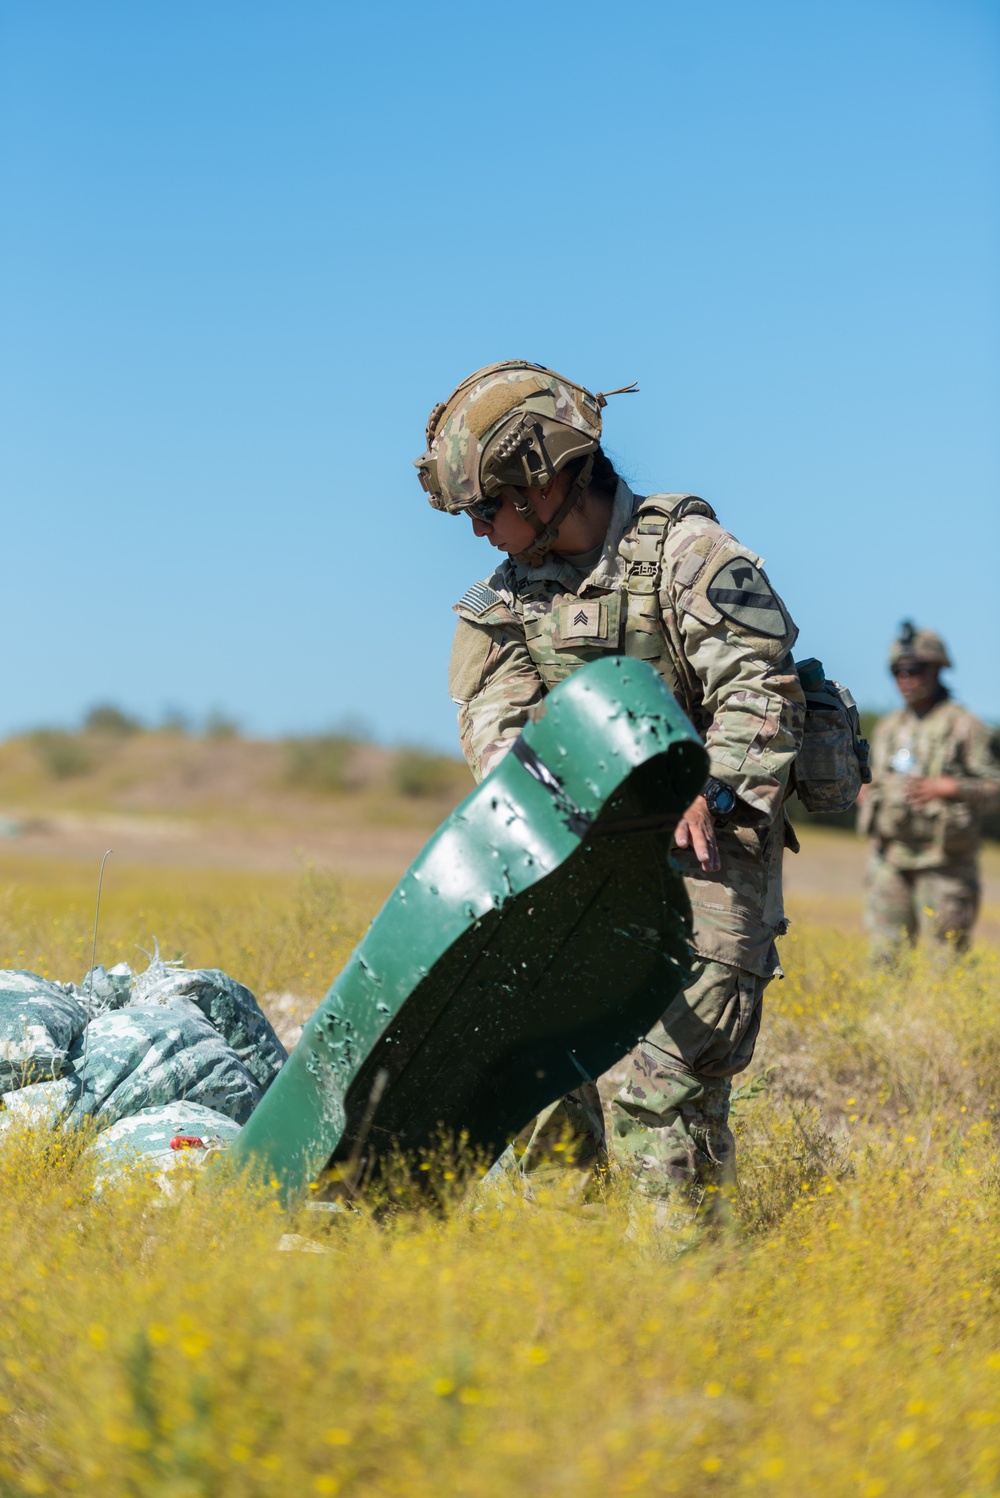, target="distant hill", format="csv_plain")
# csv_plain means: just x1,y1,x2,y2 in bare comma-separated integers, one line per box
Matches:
0,728,472,833
5,711,993,848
